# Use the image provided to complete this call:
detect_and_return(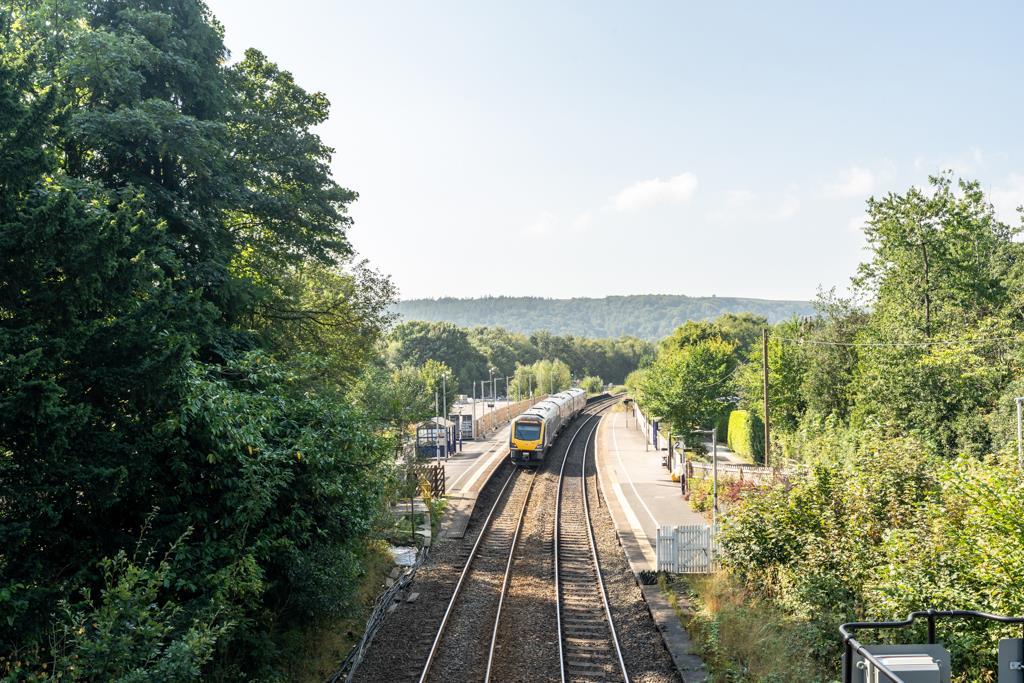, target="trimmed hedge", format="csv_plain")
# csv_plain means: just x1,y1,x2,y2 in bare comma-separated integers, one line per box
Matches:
727,410,764,463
